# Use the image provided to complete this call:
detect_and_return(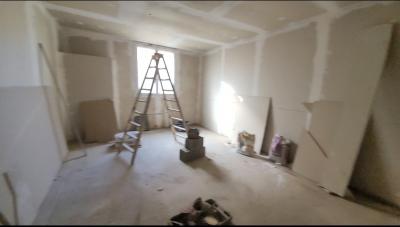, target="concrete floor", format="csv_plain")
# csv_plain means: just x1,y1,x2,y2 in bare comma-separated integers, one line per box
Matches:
34,128,400,225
